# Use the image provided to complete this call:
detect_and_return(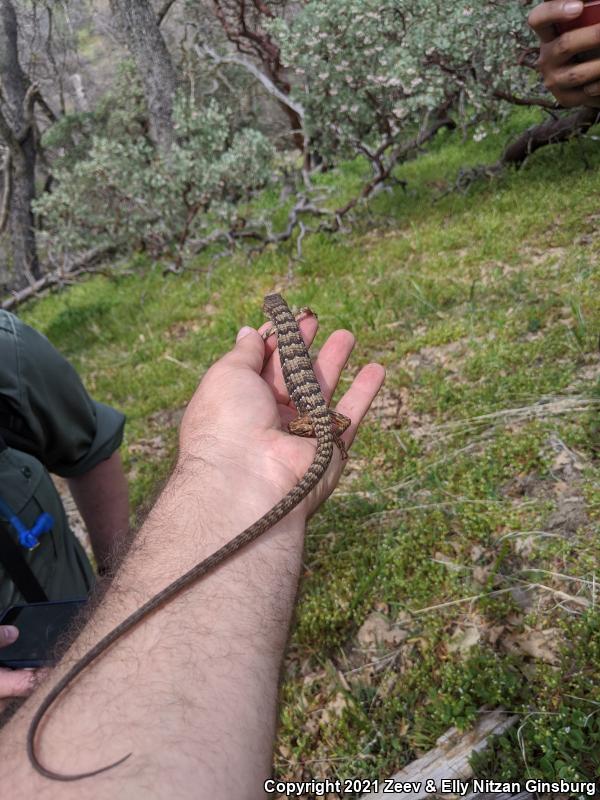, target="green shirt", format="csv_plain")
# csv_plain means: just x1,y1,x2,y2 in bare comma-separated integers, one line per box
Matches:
0,311,126,613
